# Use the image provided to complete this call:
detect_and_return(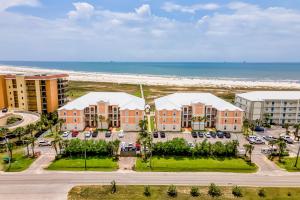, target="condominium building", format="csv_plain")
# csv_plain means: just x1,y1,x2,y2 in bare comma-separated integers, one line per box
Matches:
154,93,243,132
235,91,300,125
0,73,68,113
58,92,145,131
